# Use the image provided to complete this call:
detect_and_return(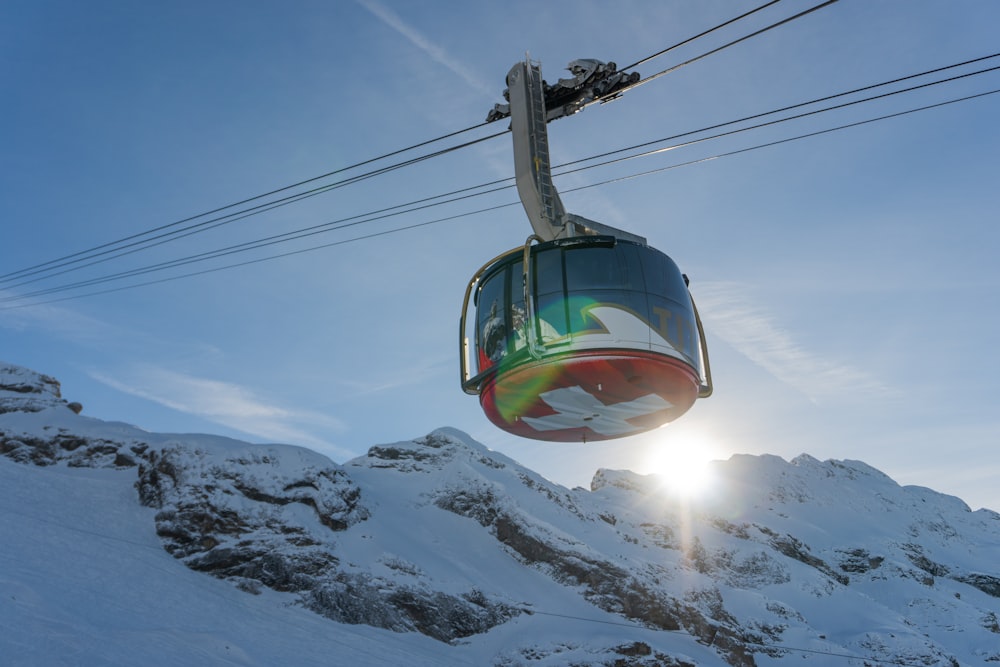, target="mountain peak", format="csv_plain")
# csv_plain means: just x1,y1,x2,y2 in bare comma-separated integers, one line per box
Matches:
349,427,494,472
